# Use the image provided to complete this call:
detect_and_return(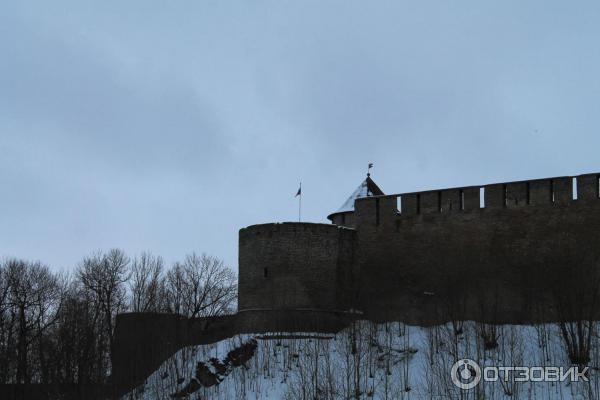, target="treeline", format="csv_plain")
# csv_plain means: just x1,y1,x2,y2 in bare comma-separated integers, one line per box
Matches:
0,249,237,385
